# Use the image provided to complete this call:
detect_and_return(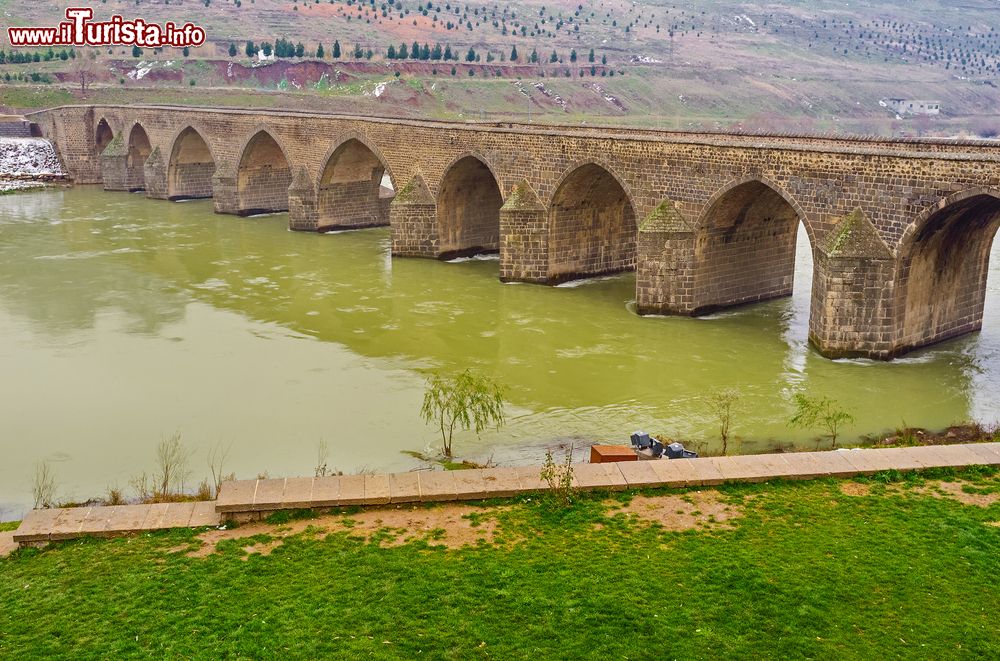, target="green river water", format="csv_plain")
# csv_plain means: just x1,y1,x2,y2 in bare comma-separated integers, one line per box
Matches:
1,186,998,518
